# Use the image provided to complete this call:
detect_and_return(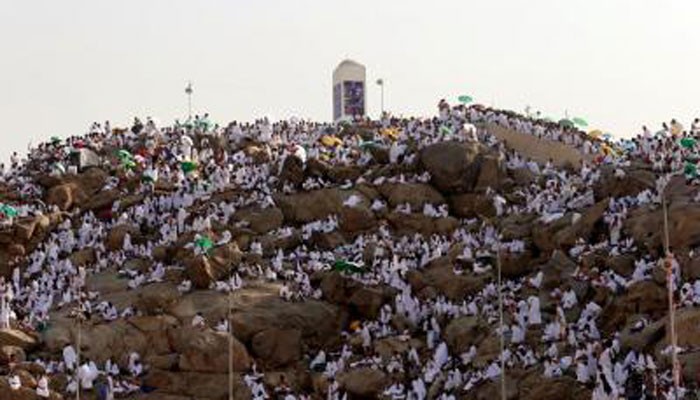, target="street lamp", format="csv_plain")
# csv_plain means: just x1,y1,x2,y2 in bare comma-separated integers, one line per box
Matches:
376,78,384,117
